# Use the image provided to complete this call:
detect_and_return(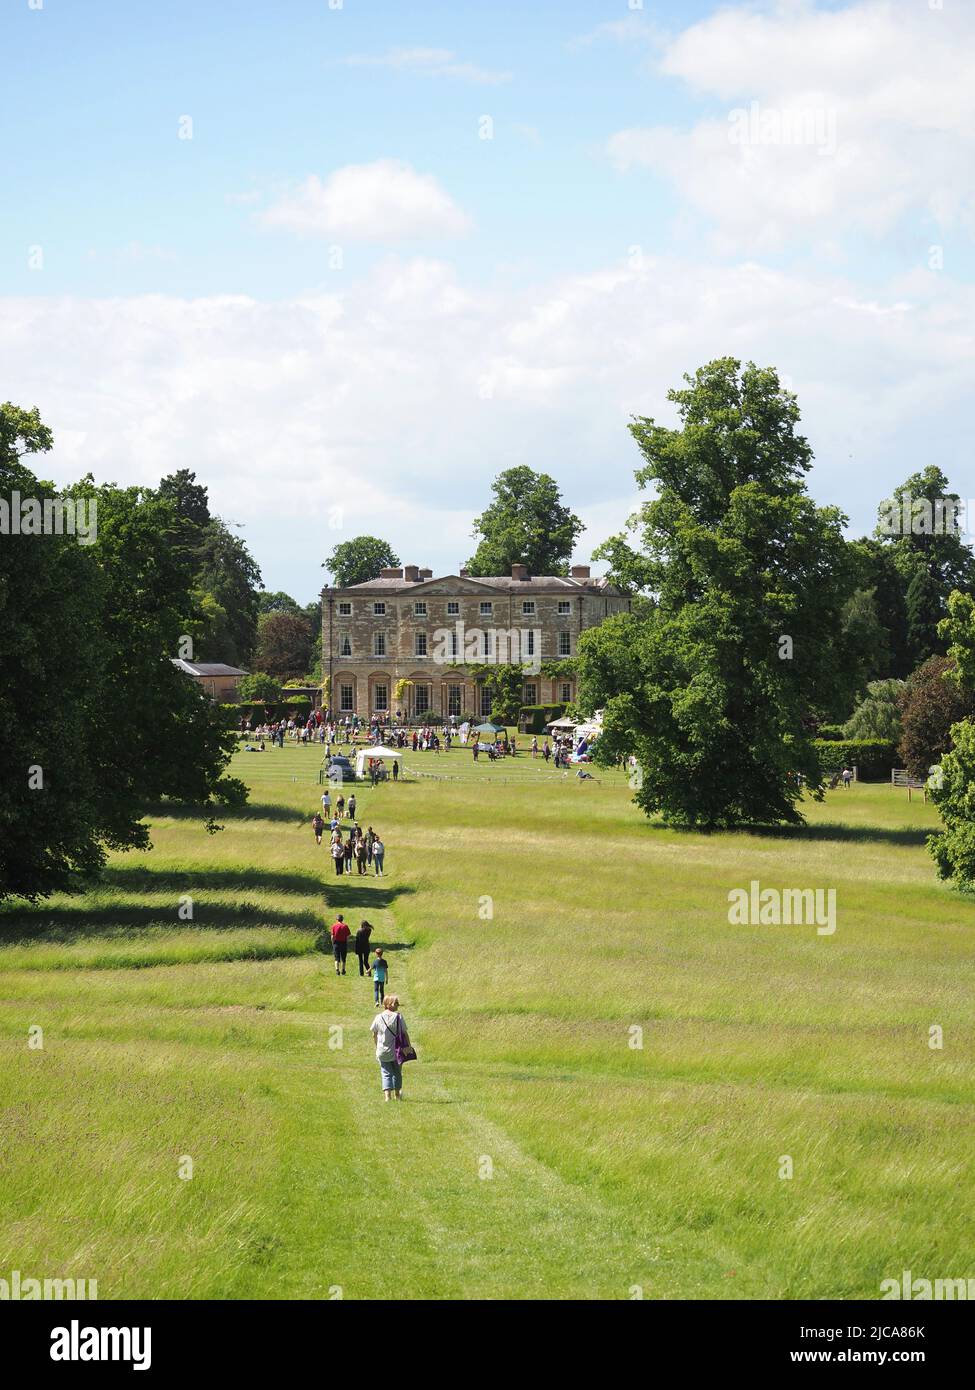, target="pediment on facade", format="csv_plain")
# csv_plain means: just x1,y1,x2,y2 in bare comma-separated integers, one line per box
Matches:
409,576,498,596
